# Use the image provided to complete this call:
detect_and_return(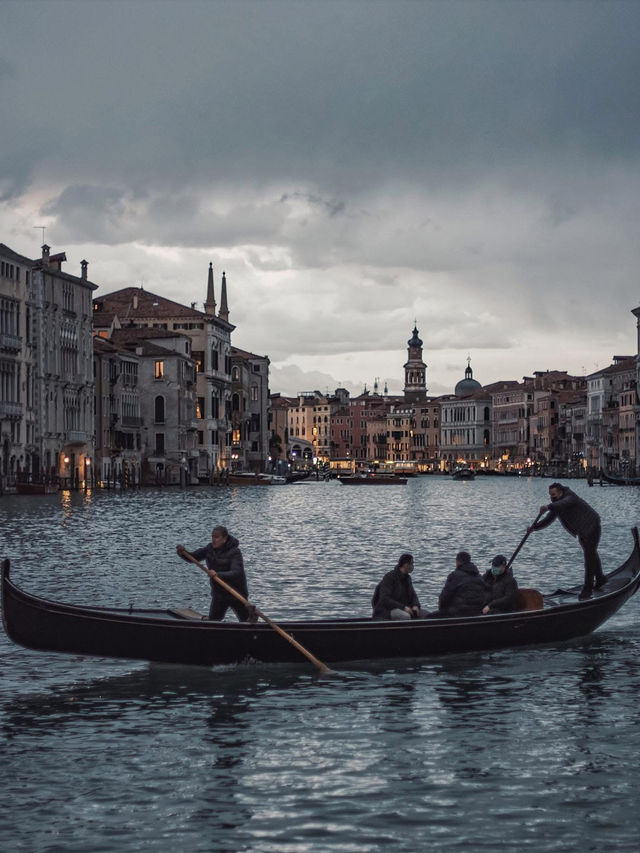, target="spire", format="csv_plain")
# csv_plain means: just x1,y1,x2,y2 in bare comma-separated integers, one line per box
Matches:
219,271,229,321
204,263,216,316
